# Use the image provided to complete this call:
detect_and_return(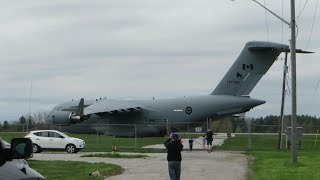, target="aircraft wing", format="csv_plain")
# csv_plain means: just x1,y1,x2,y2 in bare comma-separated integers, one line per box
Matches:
84,99,143,116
